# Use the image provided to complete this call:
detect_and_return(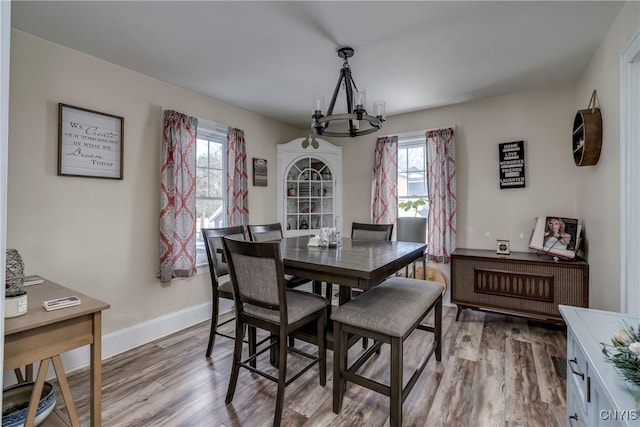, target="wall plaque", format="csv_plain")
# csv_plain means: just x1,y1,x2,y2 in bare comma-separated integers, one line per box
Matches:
499,140,525,189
